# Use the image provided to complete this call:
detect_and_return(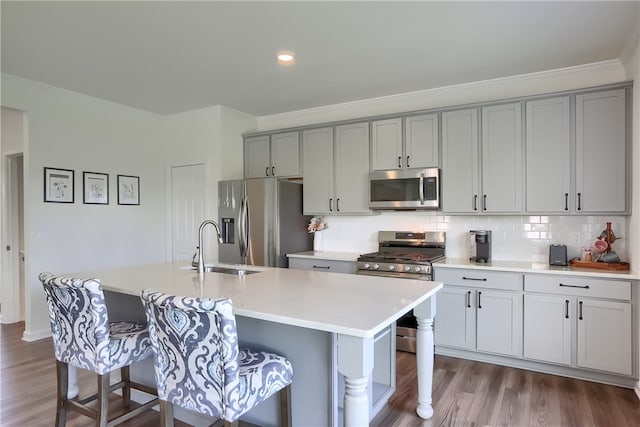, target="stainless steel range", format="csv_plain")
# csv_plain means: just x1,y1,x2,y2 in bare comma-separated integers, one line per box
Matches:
357,230,445,353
